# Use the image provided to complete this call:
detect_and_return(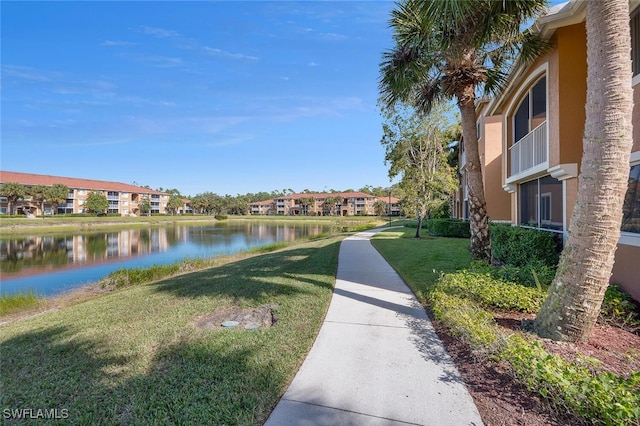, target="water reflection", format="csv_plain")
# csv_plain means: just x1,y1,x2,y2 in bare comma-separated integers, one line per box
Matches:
0,221,331,296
